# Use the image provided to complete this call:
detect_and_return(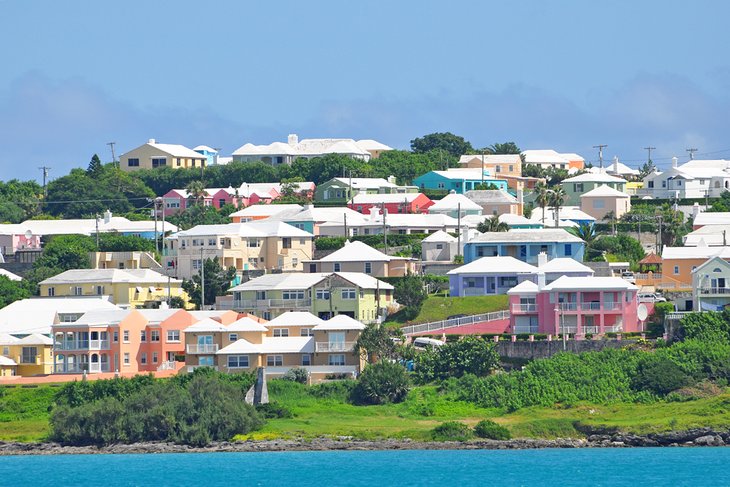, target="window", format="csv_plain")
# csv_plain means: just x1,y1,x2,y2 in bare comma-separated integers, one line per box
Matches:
282,238,292,249
341,288,356,300
247,239,259,248
167,330,180,342
661,181,666,188
141,353,147,365
21,347,37,364
574,183,584,192
436,243,443,250
509,165,514,172
229,333,238,342
113,331,119,343
495,165,501,173
302,354,311,366
208,238,216,246
273,328,289,337
292,257,298,267
437,182,445,189
2,346,8,356
267,355,283,367
228,355,249,368
564,244,572,256
72,286,82,296
256,291,267,301
316,289,330,300
677,180,682,186
593,200,605,209
282,290,305,300
140,330,147,342
123,330,129,343
151,157,166,168
95,285,104,295
152,352,158,364
127,158,140,167
328,354,346,366
47,287,55,297
334,263,341,272
648,181,654,189
364,262,372,274
123,353,130,366
192,259,202,271
674,265,680,275
151,330,160,342
300,328,314,337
